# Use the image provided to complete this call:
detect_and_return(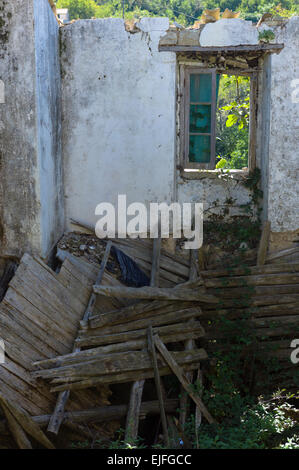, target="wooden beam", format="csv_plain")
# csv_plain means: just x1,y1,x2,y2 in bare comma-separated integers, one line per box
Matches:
159,44,284,54
93,285,218,303
125,237,161,443
257,221,271,266
49,361,204,392
180,250,200,429
0,399,180,434
148,326,169,447
0,393,55,449
153,335,215,425
47,241,113,435
0,402,32,449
